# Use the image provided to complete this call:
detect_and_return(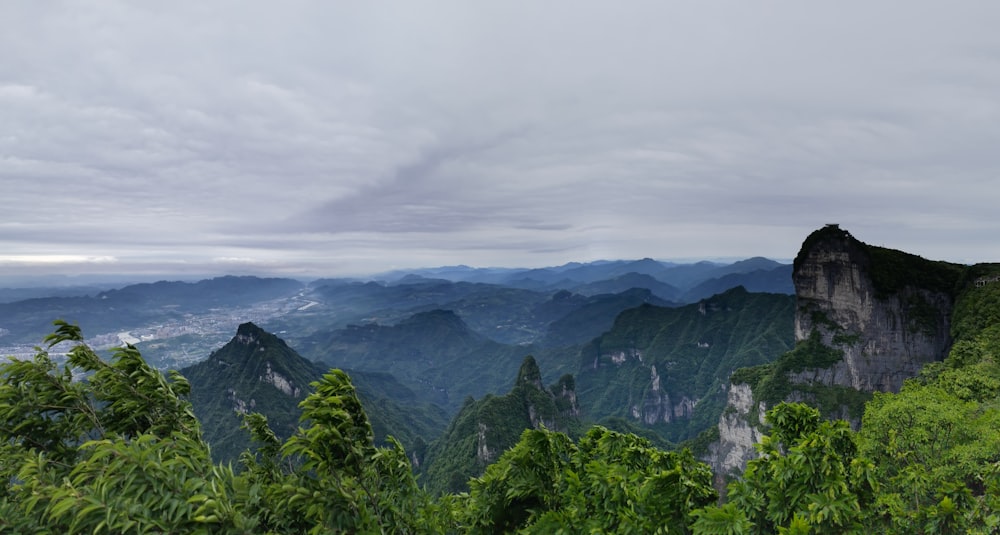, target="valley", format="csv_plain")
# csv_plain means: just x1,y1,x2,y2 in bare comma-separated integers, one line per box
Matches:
0,257,796,462
4,225,1000,532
